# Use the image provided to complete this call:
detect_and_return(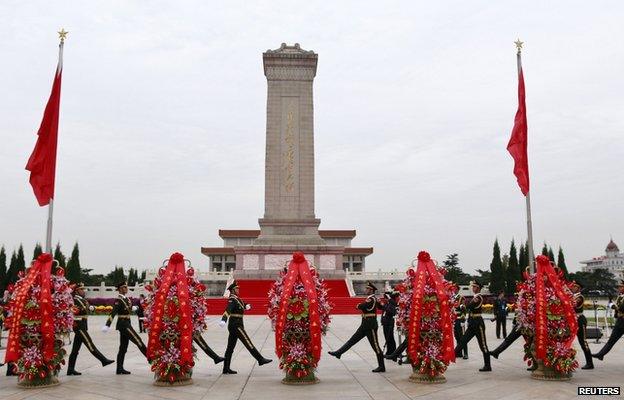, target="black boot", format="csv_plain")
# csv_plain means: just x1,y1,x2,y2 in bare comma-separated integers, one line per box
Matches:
202,344,225,364
328,350,341,359
479,352,492,372
489,350,499,359
592,352,604,361
67,352,79,375
372,354,386,373
384,339,407,360
116,352,130,375
222,356,237,374
94,349,114,367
